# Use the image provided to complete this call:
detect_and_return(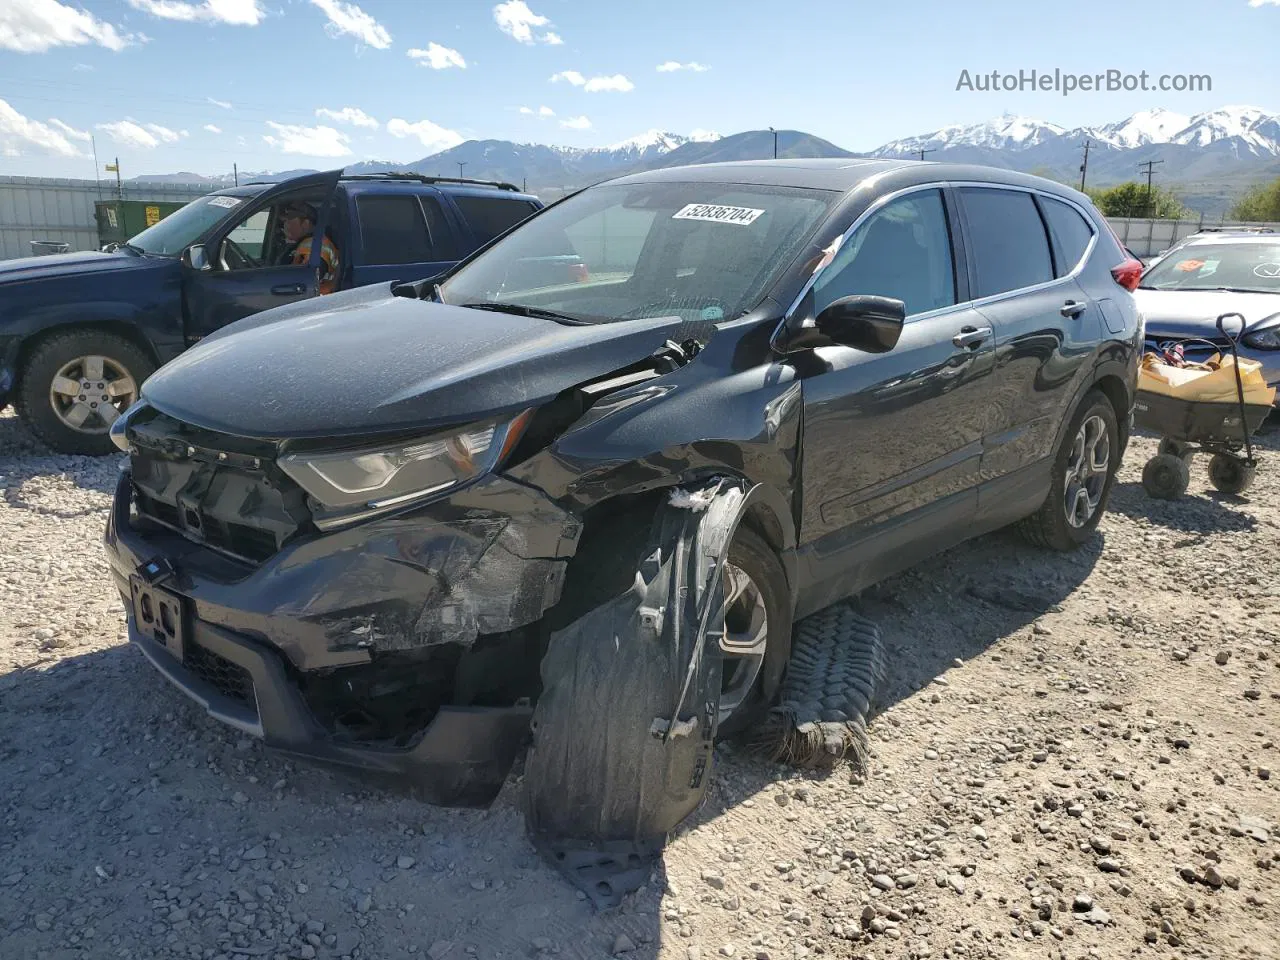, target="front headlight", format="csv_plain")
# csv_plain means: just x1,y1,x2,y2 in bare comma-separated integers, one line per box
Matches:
279,411,533,514
1243,328,1280,350
110,400,148,452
